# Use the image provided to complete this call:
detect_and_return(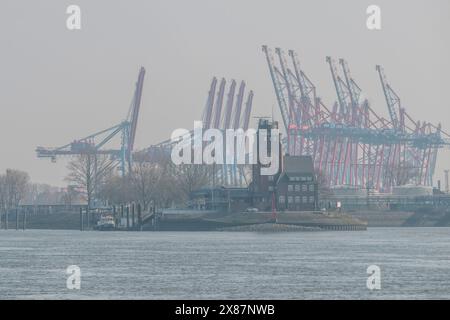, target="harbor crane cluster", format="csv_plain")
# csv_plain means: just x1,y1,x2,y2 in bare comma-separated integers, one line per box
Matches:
263,46,450,192
143,77,254,187
36,47,449,192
